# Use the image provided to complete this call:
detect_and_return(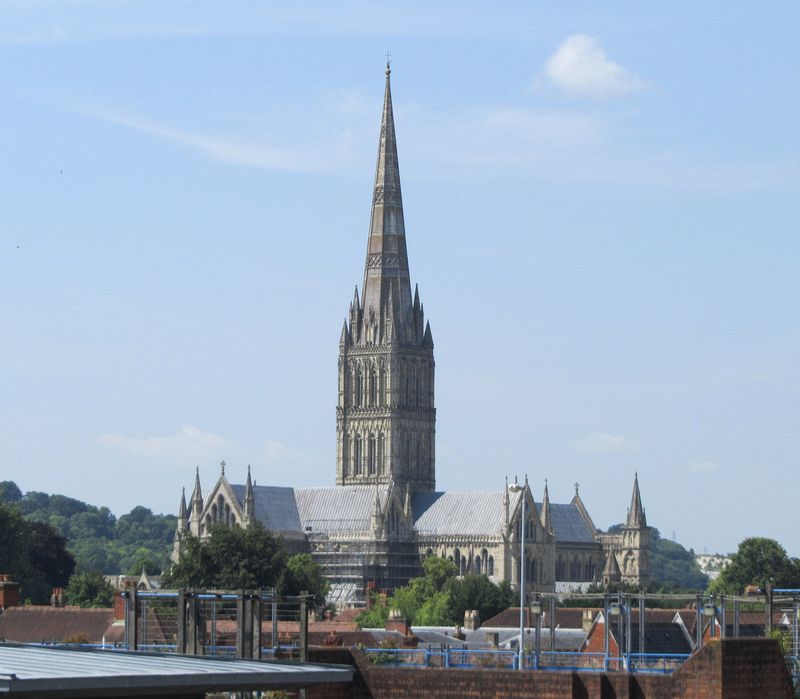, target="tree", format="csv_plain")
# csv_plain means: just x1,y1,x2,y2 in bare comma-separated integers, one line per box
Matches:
65,571,115,608
648,531,709,591
356,557,516,628
711,537,800,594
0,503,75,604
0,481,22,503
165,522,286,590
276,553,329,609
